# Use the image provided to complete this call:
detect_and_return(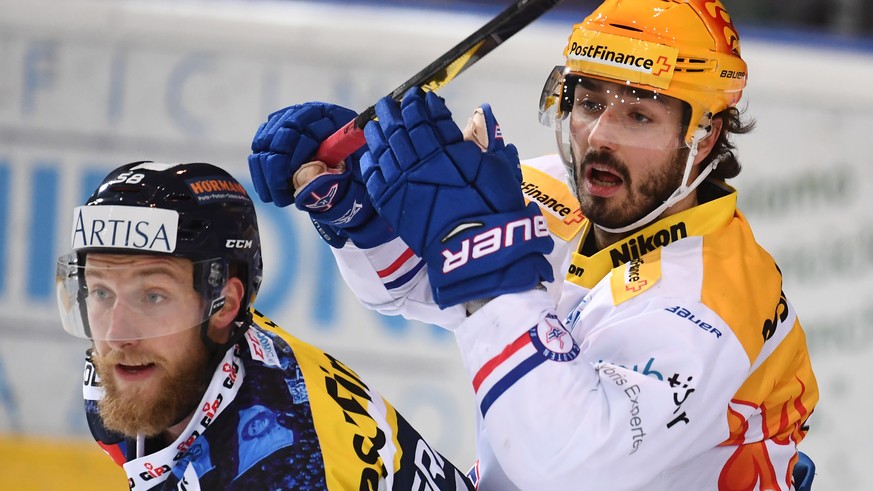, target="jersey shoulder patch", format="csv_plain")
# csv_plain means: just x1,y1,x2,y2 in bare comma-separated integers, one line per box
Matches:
609,248,662,305
520,162,584,241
